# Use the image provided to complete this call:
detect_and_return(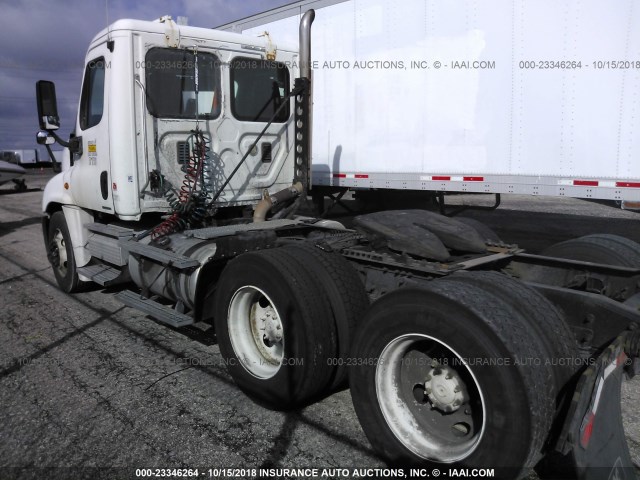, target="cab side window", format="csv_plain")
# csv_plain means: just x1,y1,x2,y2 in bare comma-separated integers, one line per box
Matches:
79,58,106,130
145,48,221,119
230,58,290,123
